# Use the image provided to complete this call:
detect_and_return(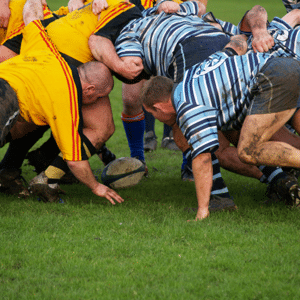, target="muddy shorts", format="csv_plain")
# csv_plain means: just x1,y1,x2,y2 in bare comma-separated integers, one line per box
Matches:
248,57,300,115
